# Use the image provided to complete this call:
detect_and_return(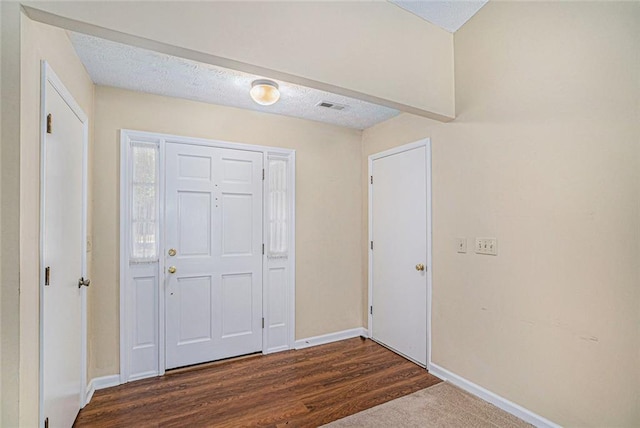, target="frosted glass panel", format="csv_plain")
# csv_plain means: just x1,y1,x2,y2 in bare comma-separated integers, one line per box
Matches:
131,142,159,262
268,158,288,258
